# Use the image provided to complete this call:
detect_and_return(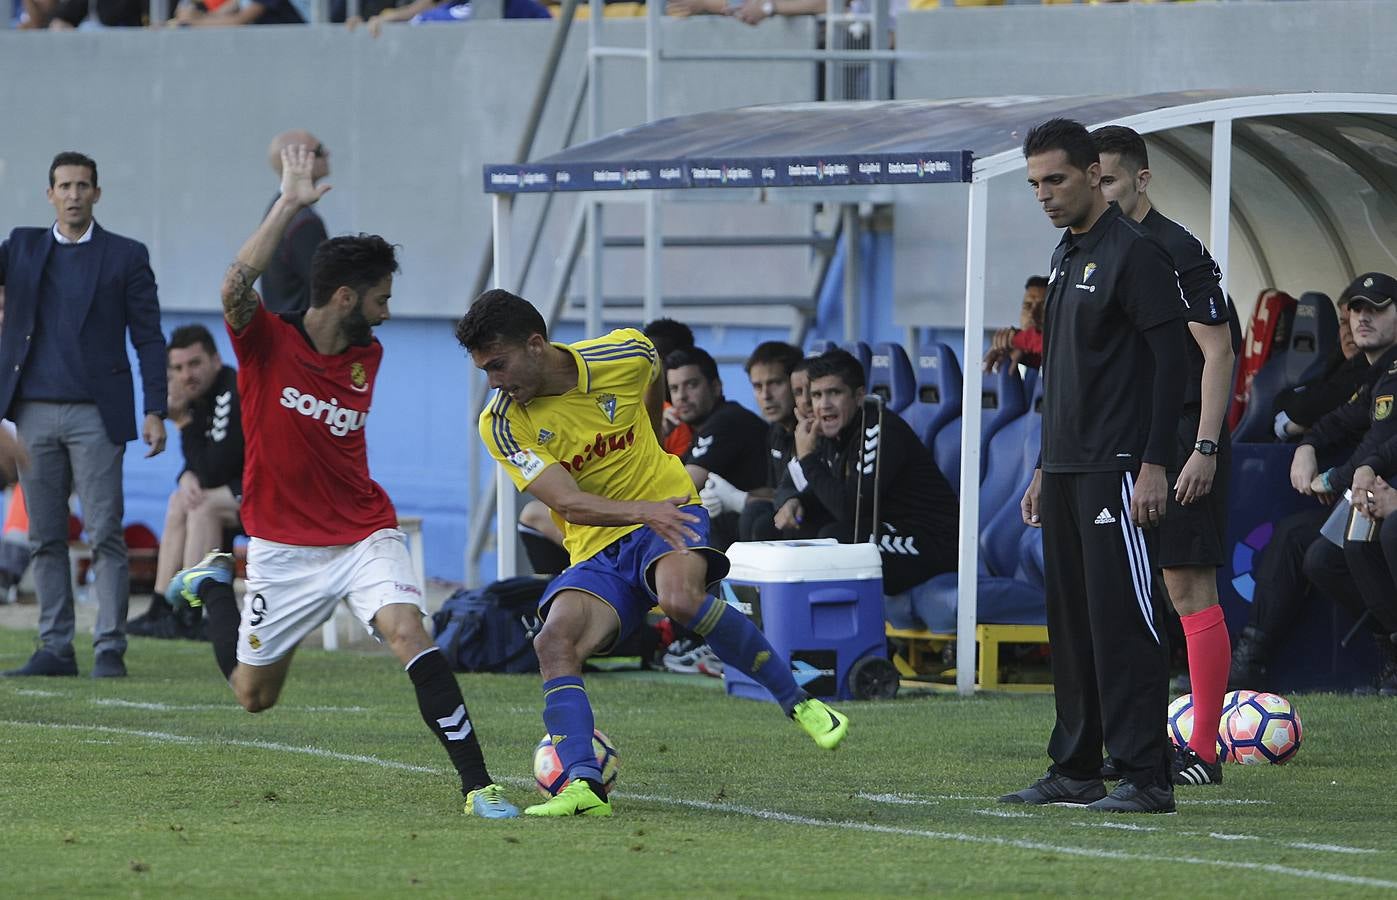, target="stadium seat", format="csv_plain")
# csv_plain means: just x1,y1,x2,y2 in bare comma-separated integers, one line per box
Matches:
1233,290,1338,442
841,341,873,384
934,362,1030,490
977,373,1043,528
902,342,962,450
804,338,837,357
869,342,916,413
